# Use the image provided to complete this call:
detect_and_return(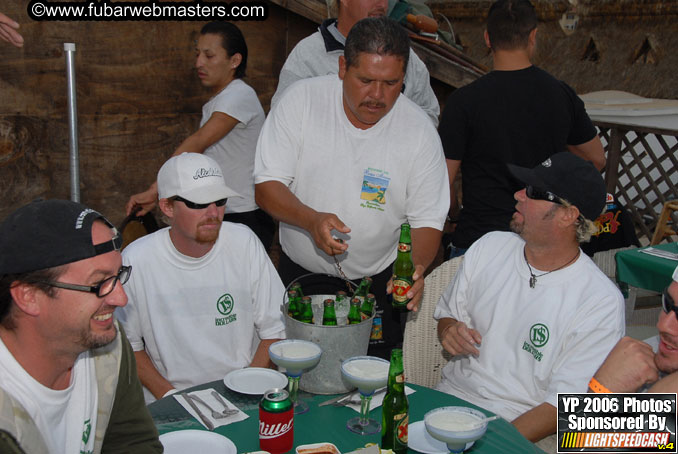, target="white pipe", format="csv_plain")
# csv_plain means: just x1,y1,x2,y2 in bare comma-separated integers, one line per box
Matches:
64,42,79,202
